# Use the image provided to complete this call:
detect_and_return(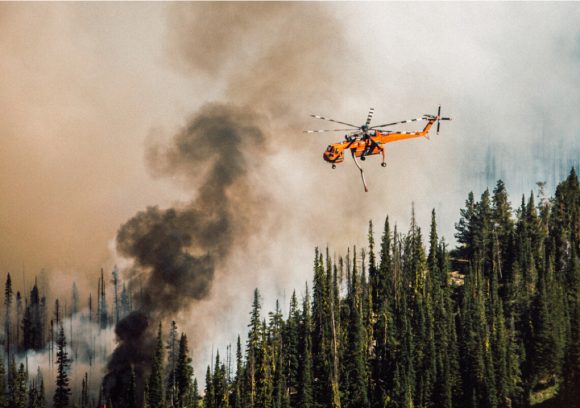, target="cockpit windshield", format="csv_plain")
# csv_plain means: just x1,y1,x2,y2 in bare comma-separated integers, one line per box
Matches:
326,146,333,153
